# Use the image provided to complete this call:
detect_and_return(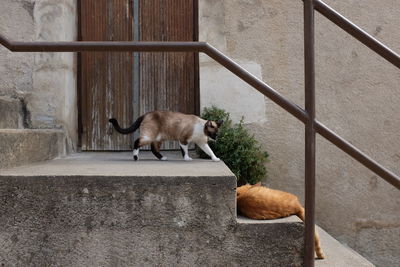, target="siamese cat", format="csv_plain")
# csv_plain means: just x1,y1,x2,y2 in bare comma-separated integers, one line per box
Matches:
109,111,223,161
237,183,325,259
